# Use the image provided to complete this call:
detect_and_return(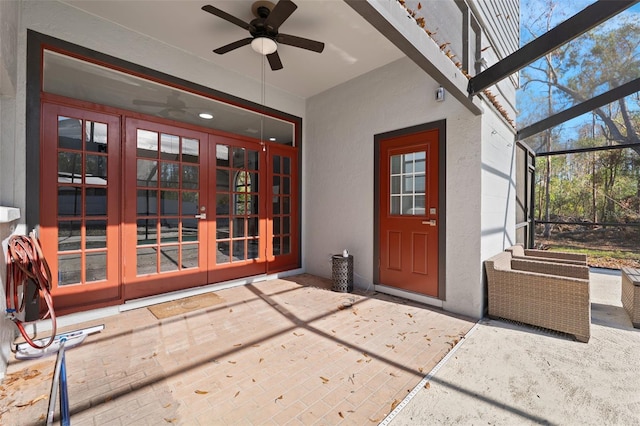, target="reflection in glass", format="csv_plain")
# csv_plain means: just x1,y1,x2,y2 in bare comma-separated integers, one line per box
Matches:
137,190,158,215
85,188,107,216
283,177,290,195
160,163,180,188
137,160,158,186
59,186,81,216
182,244,198,269
232,147,245,168
273,155,280,174
283,216,290,234
160,218,180,242
182,138,199,163
217,169,230,191
182,192,198,215
86,220,107,249
248,150,259,170
216,194,230,215
160,191,179,215
137,219,158,244
248,239,259,259
391,196,401,215
233,218,245,238
216,144,229,167
182,165,199,189
160,133,180,161
248,217,258,237
137,129,158,158
282,197,290,215
216,218,229,239
86,155,107,184
58,254,81,285
182,219,198,242
217,241,230,264
58,152,81,183
283,236,290,255
160,246,179,272
86,252,107,282
85,121,107,153
273,217,281,235
283,157,291,175
58,117,82,150
273,236,281,256
232,240,245,262
137,247,157,275
58,221,81,251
